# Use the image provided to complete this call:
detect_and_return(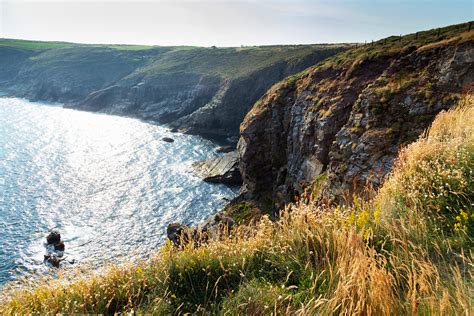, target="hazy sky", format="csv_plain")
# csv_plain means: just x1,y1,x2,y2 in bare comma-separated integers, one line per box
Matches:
1,0,472,46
